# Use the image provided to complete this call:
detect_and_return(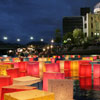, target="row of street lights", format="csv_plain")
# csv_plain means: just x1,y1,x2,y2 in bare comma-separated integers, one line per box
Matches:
3,36,54,43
